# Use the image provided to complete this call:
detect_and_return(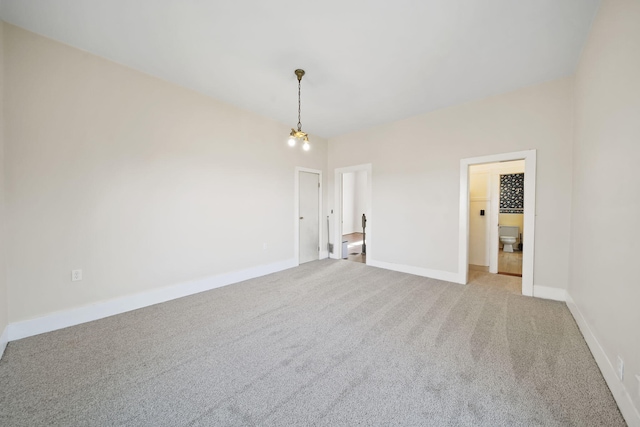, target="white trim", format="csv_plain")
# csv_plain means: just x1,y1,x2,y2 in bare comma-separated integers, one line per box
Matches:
368,258,460,284
333,164,372,262
459,160,470,282
489,172,499,273
0,325,8,360
294,167,323,265
522,153,536,296
566,293,640,426
532,285,566,301
7,258,296,341
319,250,329,260
469,160,525,174
459,150,536,296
